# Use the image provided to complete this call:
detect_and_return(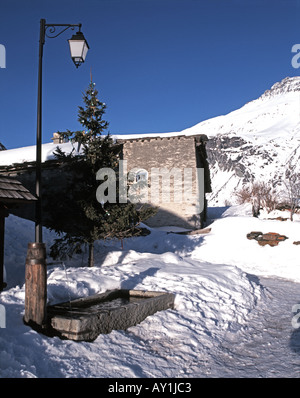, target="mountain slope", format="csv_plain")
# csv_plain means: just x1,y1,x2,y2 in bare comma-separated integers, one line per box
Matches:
182,76,300,206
